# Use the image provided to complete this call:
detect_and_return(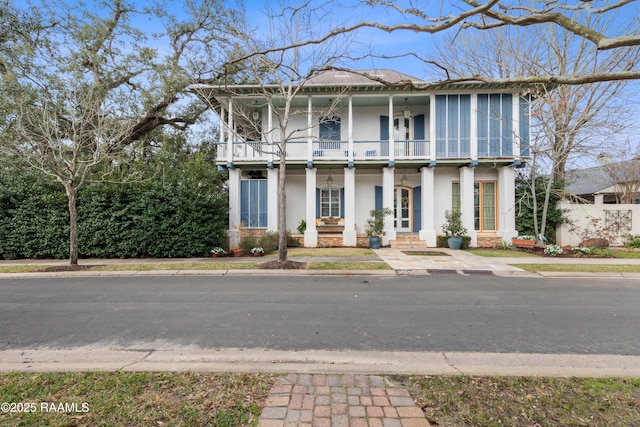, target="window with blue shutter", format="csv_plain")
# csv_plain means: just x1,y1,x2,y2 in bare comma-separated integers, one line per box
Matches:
240,179,268,227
